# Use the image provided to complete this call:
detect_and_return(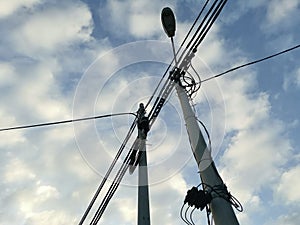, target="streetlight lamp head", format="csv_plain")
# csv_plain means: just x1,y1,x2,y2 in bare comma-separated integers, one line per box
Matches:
161,7,176,38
